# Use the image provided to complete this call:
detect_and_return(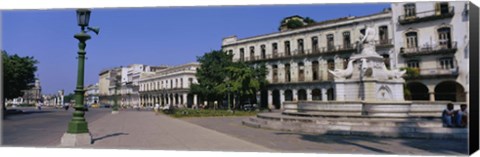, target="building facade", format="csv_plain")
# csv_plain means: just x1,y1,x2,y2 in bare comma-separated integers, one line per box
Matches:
139,62,200,108
85,83,99,106
21,78,42,104
222,1,469,109
98,64,169,107
222,9,394,109
392,1,469,104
